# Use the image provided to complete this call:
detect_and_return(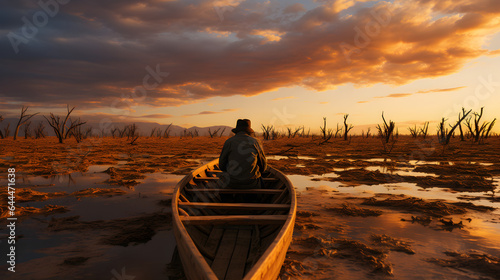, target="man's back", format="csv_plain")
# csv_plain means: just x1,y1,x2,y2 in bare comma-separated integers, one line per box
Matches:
219,131,267,188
